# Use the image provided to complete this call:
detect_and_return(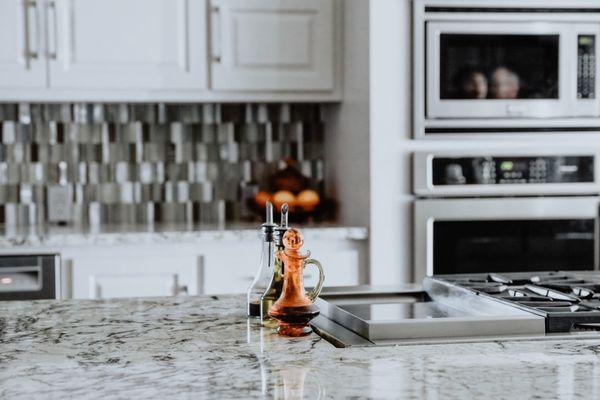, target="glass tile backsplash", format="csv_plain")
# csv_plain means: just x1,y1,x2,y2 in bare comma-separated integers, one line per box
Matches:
0,103,325,227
